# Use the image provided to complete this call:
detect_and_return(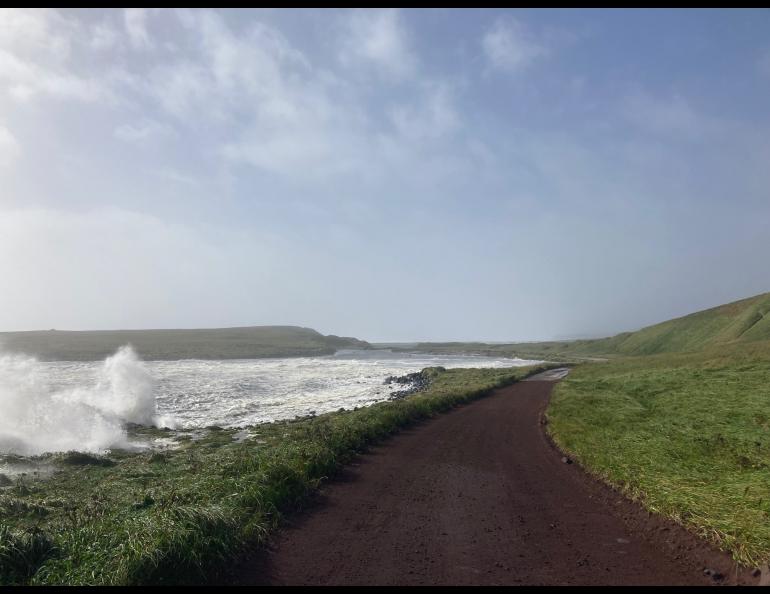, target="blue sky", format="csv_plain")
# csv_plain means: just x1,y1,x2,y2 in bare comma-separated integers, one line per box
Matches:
1,8,769,341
